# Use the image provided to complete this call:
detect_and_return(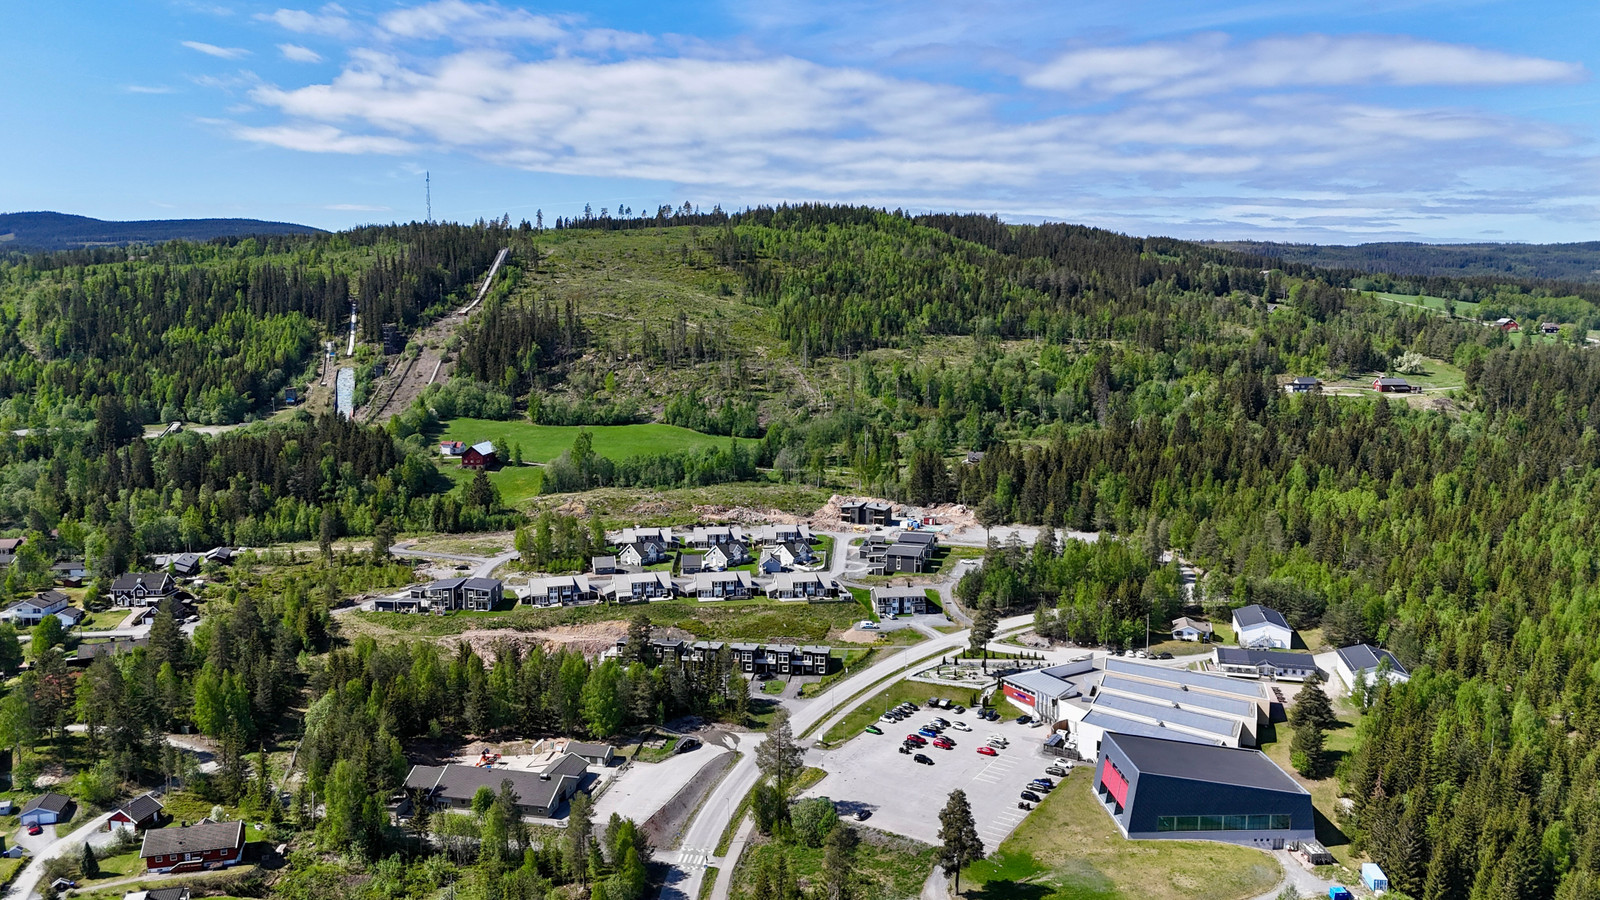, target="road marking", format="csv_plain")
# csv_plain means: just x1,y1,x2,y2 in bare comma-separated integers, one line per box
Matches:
676,848,712,869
